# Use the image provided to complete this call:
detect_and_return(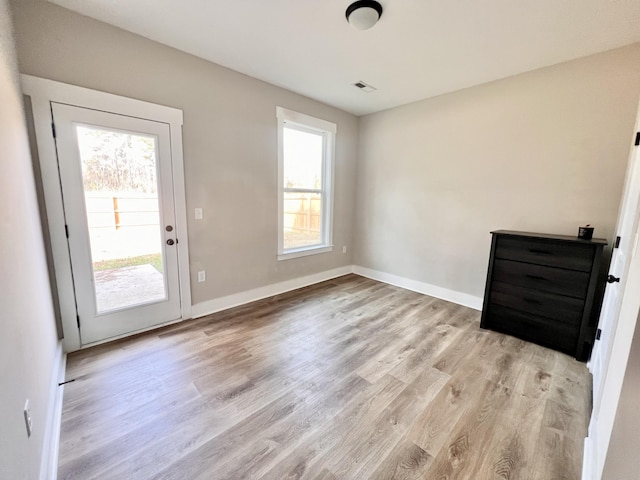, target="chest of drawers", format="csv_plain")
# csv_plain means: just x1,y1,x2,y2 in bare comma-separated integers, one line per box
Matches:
480,230,607,361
